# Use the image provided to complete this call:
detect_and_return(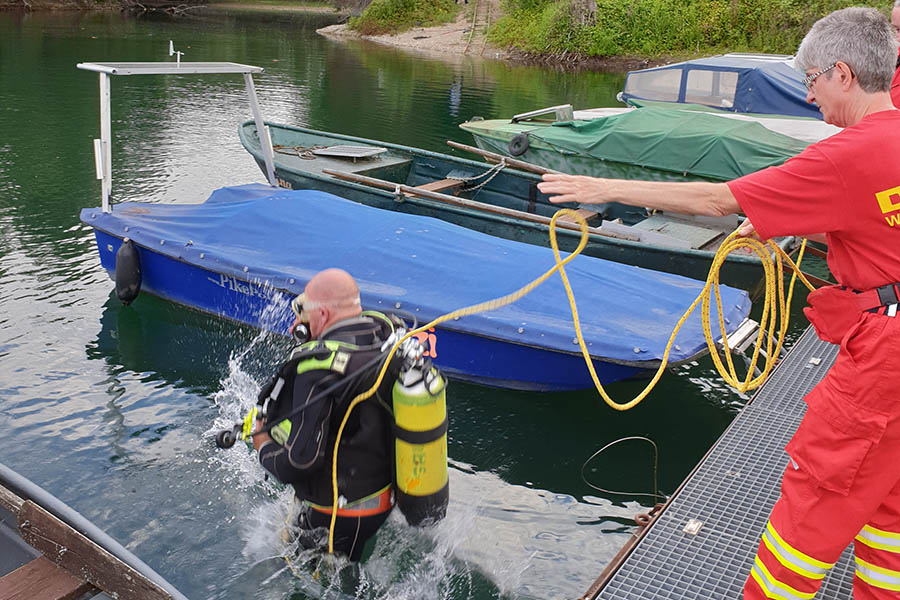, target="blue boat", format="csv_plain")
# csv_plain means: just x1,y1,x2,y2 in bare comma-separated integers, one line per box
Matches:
75,60,753,392
80,184,752,391
620,53,821,120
